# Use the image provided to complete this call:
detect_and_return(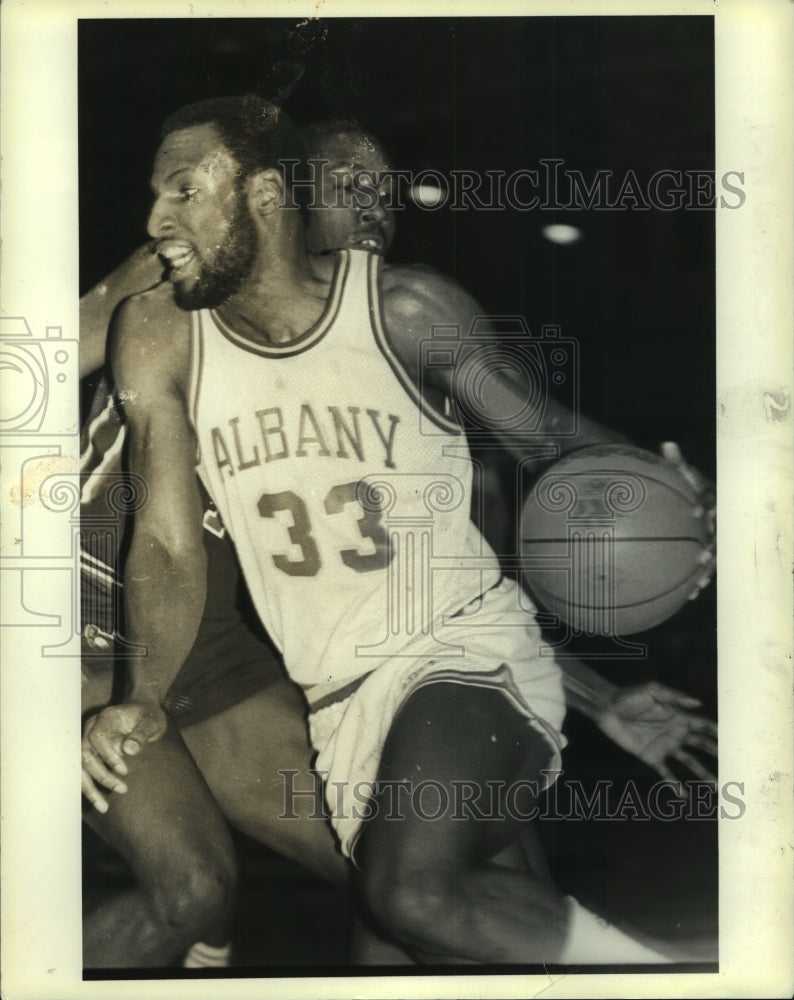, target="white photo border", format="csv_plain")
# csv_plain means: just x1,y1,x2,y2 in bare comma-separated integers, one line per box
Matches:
1,0,792,997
